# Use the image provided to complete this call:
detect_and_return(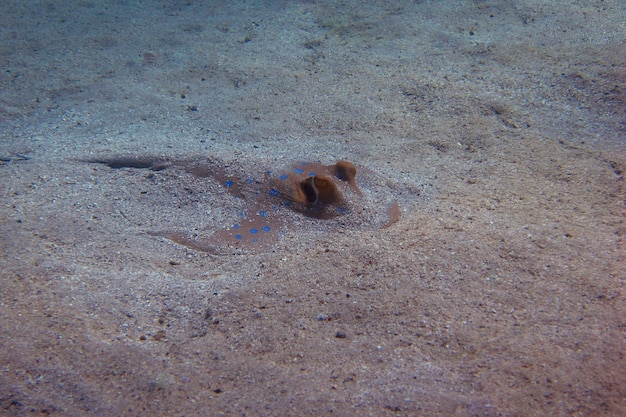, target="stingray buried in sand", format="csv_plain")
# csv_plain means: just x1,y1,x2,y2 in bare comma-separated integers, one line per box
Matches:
87,157,404,255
